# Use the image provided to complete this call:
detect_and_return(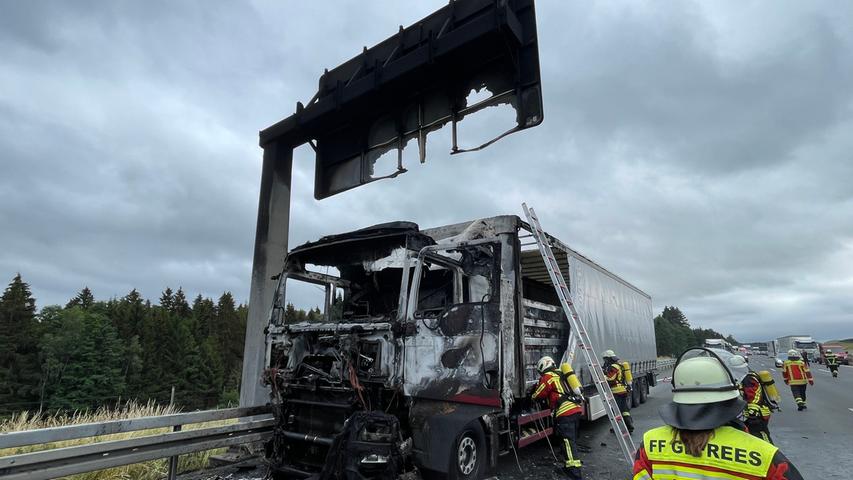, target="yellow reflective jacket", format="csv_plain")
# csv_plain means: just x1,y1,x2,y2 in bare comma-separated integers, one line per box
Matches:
632,425,804,480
